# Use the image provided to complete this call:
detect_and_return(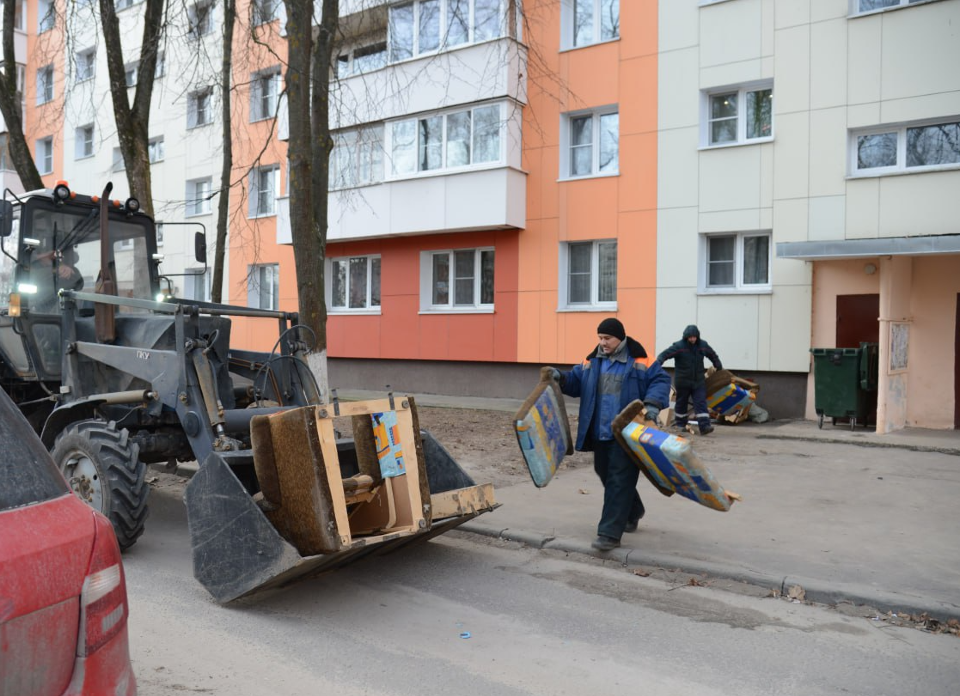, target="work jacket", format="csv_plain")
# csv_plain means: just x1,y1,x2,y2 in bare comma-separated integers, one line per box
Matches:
655,325,722,389
559,337,671,452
